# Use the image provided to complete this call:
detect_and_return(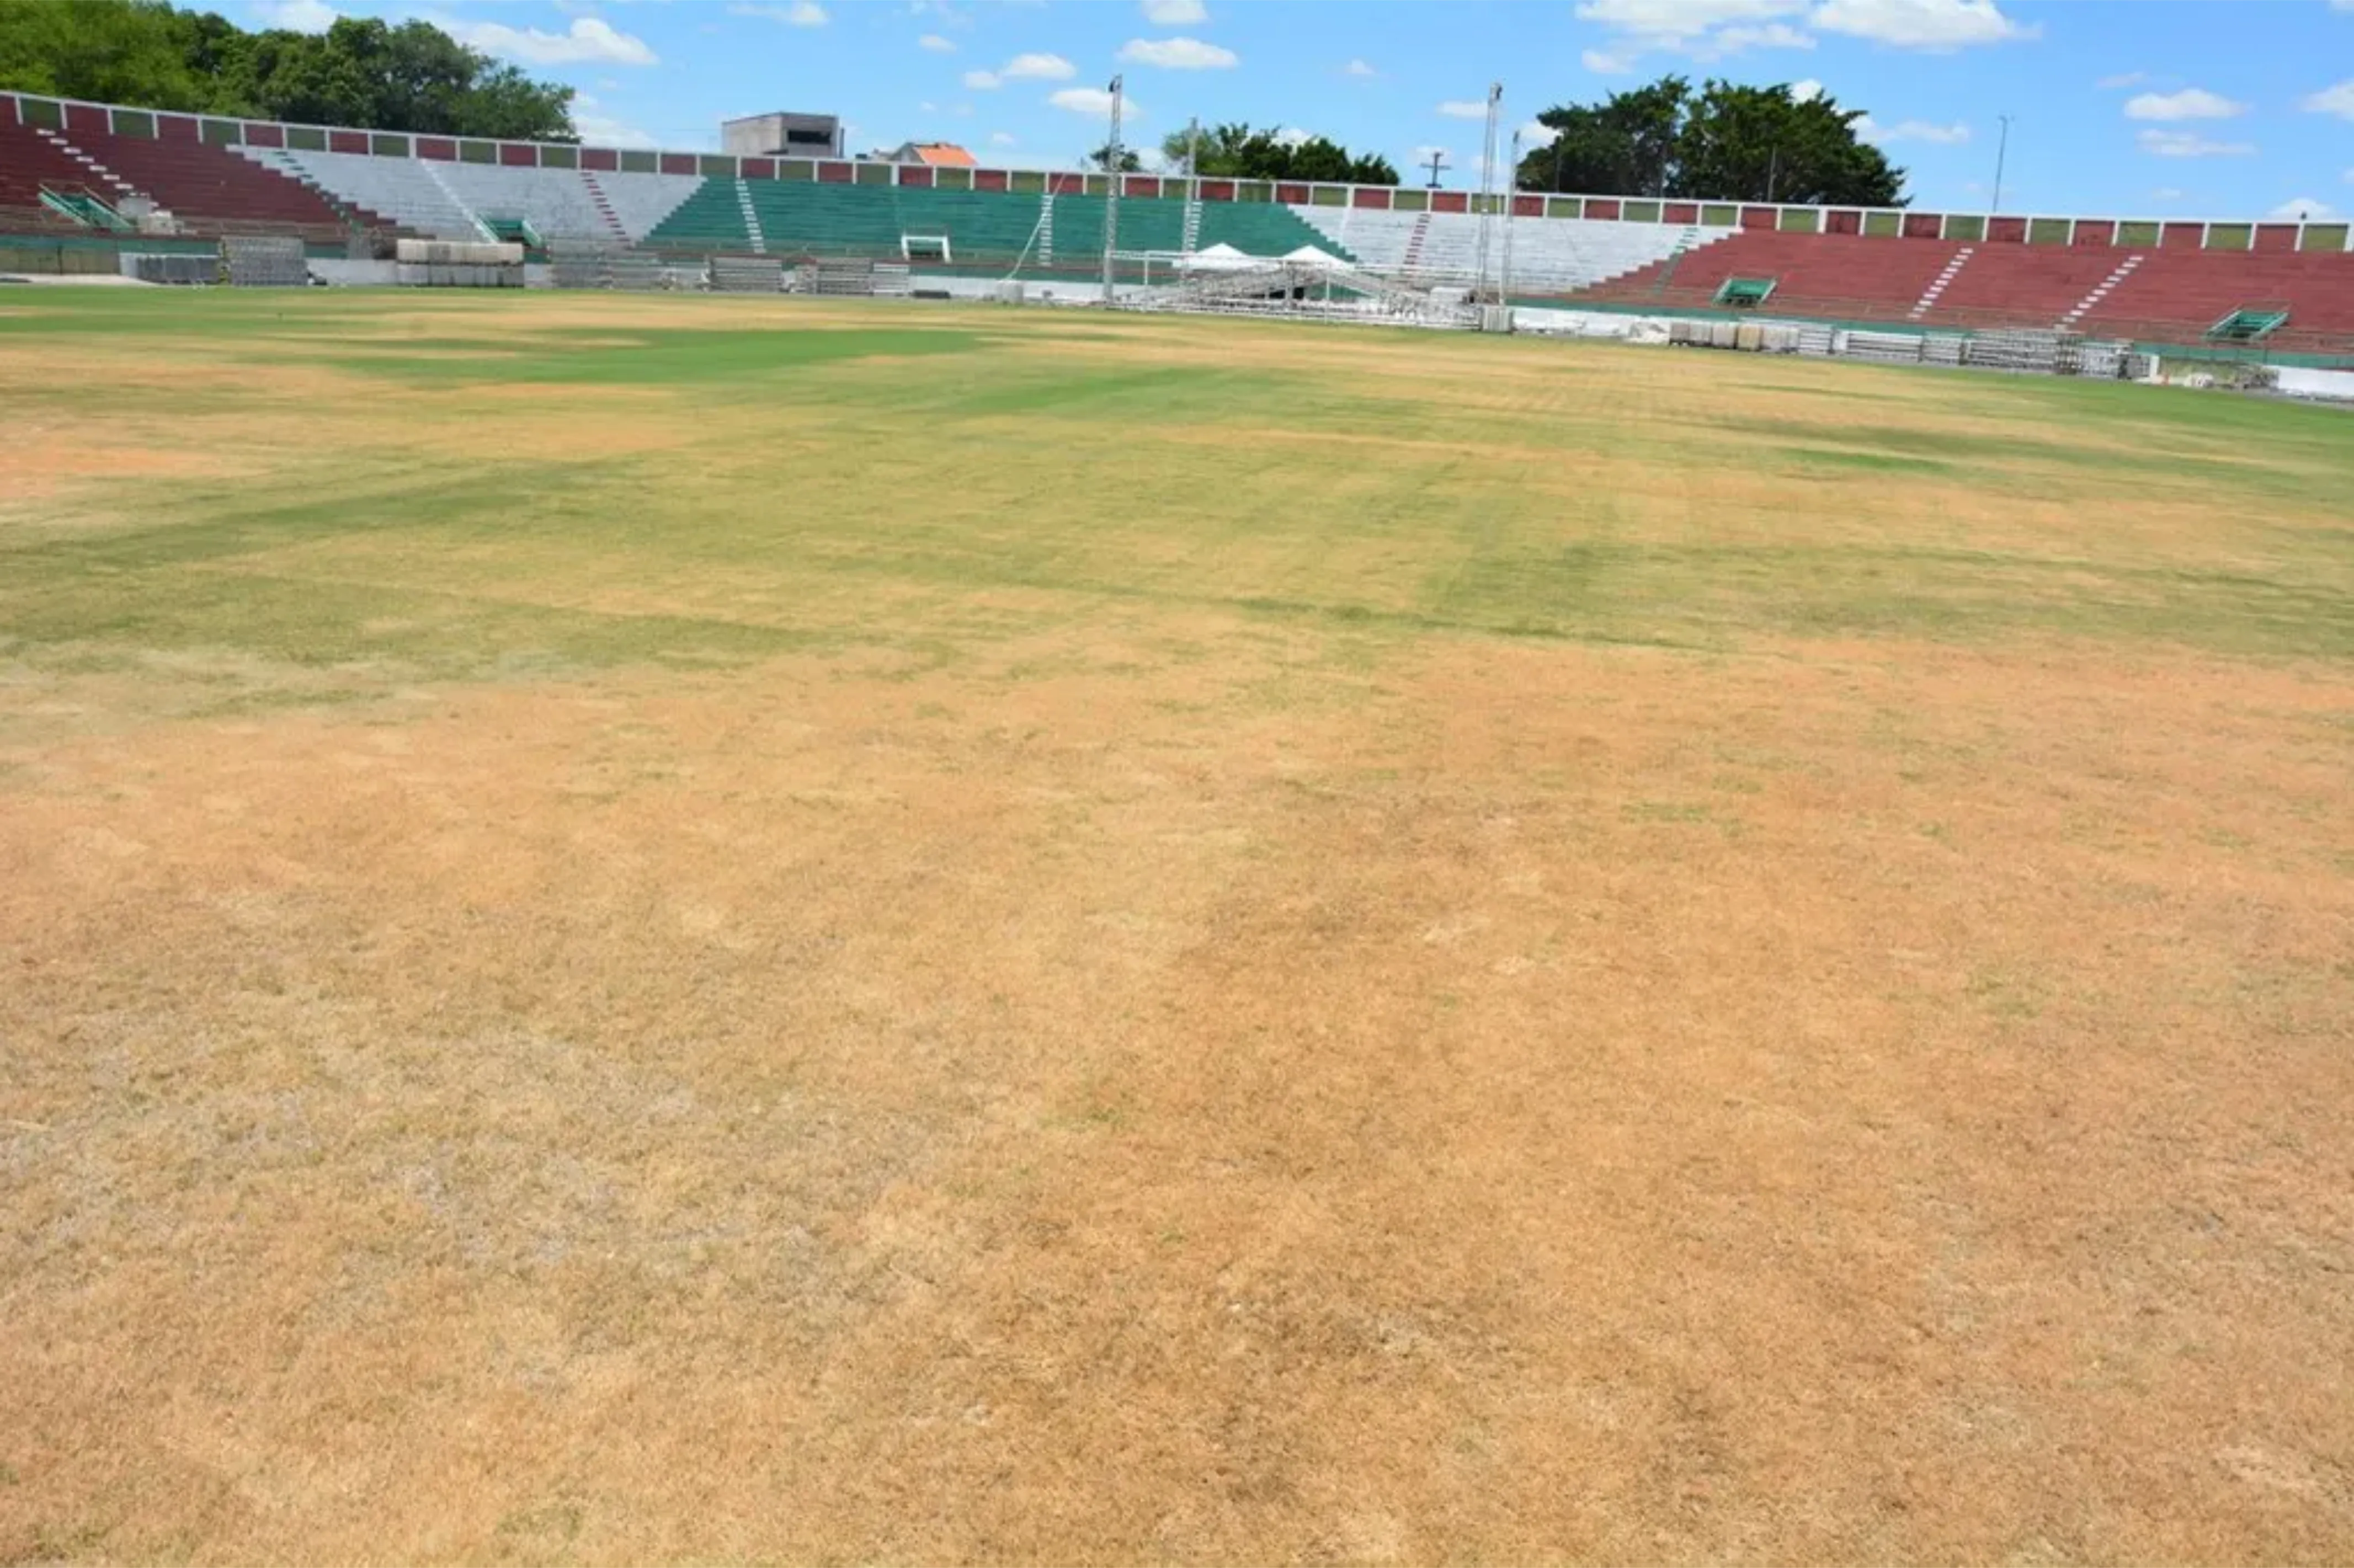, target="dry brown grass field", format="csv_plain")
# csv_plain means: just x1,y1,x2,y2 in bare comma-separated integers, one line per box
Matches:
2,290,2351,1565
